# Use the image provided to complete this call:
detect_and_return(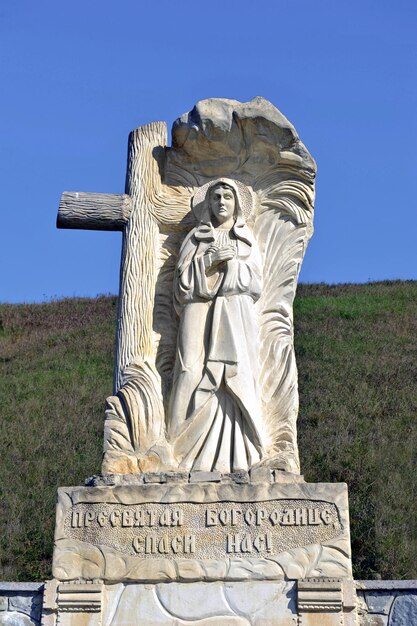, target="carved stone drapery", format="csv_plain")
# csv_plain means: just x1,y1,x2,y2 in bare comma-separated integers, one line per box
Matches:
57,97,316,475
